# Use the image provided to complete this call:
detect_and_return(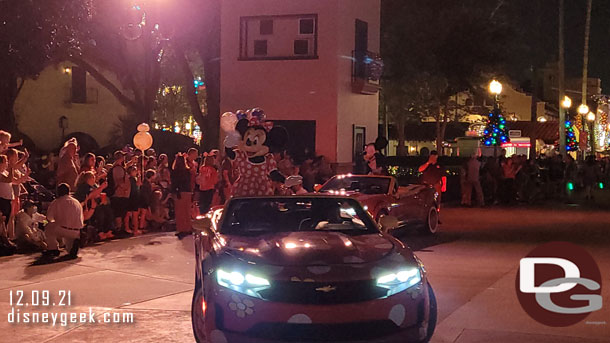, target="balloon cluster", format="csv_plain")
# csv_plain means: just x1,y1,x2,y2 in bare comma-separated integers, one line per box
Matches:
221,108,267,148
